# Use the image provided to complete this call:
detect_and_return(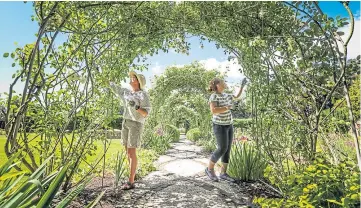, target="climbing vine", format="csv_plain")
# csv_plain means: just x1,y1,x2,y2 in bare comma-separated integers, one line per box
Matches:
1,2,359,196
141,63,221,151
